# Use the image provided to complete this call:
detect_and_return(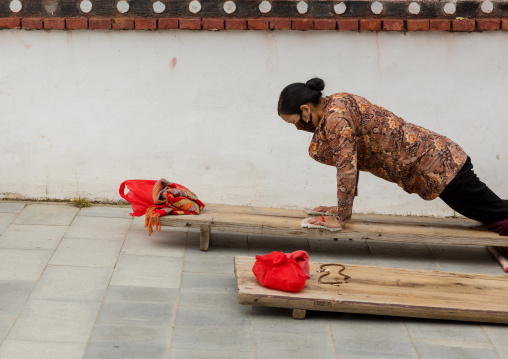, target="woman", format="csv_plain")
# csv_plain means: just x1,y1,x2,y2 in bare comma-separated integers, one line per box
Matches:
278,78,508,235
